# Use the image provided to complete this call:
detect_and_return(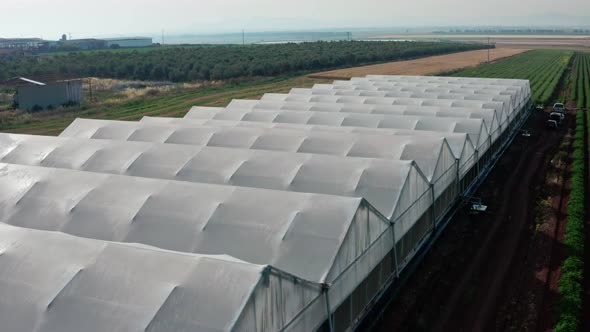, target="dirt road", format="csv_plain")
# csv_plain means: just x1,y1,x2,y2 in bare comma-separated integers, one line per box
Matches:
368,108,574,332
